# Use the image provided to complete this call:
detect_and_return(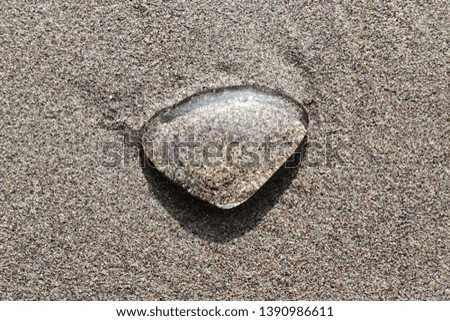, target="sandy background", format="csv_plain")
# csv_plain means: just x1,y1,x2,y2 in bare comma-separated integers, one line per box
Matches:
1,0,449,300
